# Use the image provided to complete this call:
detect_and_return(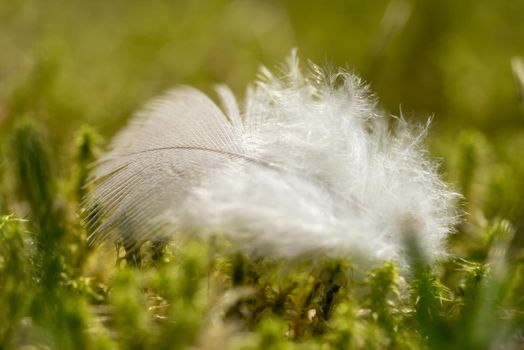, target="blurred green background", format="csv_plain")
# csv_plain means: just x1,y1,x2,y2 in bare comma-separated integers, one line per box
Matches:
1,0,523,140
